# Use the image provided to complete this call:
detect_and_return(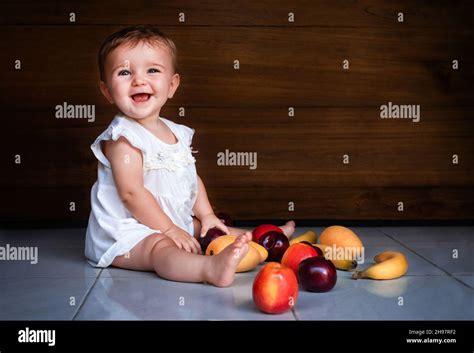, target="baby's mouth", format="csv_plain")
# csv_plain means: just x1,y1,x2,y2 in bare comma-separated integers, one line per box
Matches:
131,93,151,103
